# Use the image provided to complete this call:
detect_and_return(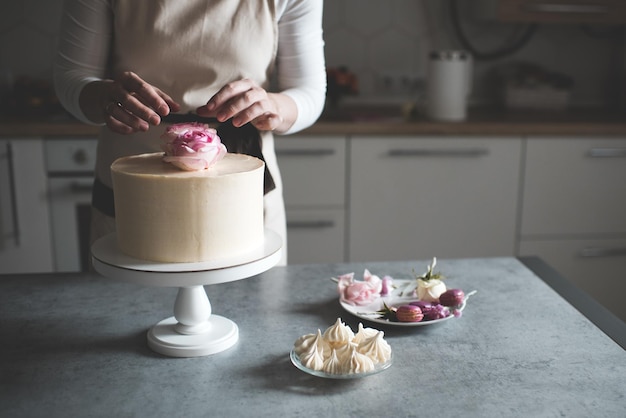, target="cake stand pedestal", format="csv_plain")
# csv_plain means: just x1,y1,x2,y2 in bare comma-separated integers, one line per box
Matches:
91,230,282,358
